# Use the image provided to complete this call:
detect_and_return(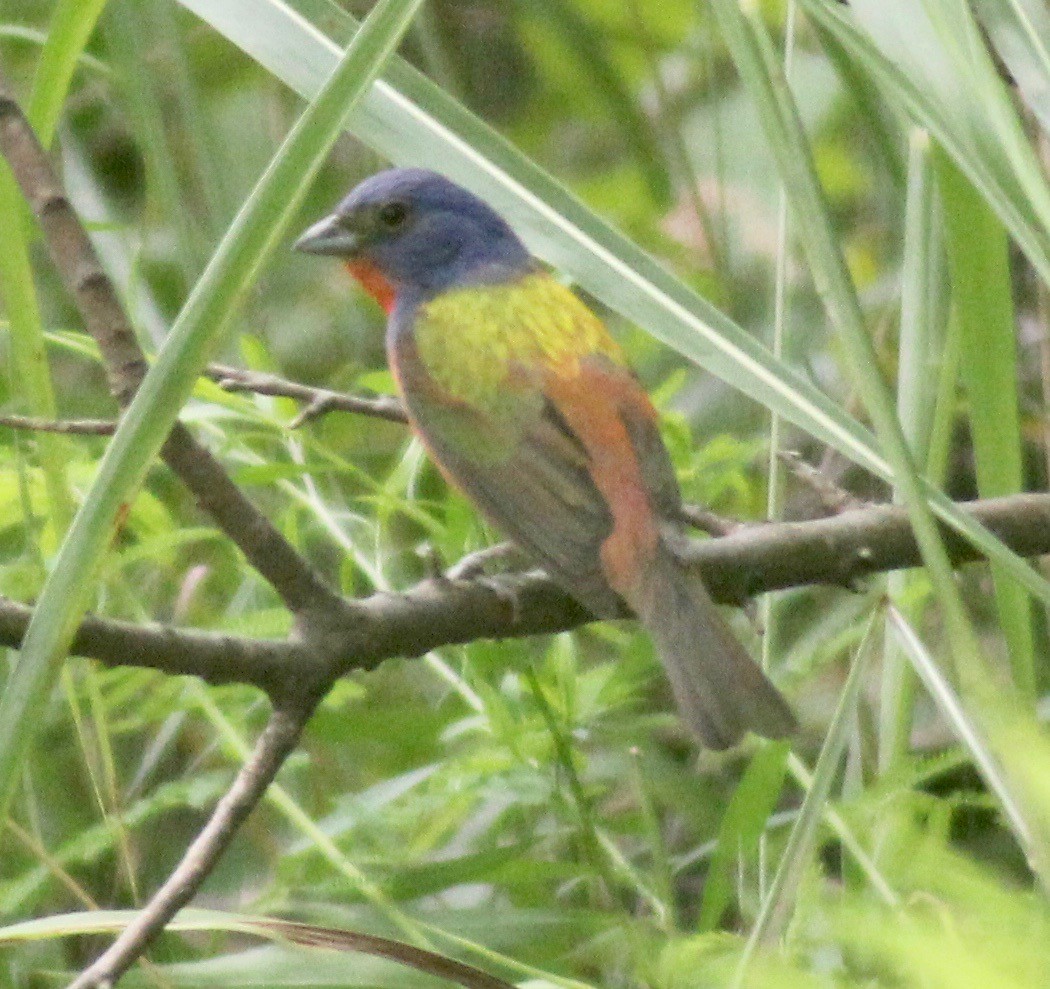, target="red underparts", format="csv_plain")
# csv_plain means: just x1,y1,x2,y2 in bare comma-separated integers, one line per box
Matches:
345,260,396,314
